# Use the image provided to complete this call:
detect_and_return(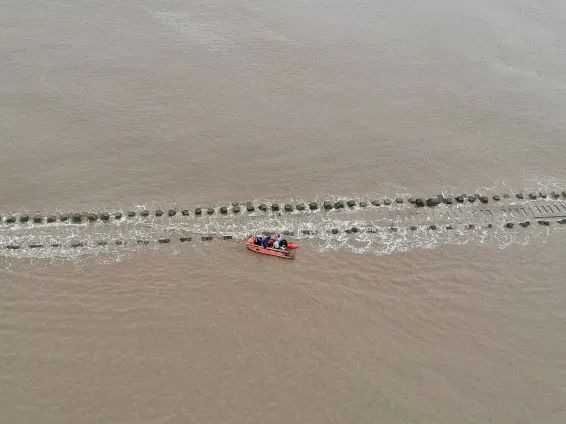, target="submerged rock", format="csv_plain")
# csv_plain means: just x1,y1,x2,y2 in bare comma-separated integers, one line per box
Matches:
334,201,345,209
426,198,440,207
